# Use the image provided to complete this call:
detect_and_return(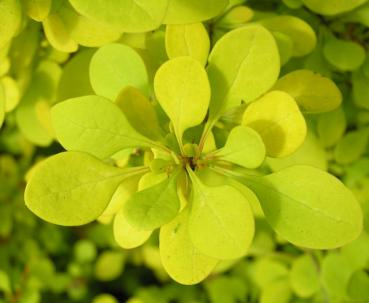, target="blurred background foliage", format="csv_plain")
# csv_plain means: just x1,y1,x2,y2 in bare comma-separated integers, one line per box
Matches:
2,0,369,302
